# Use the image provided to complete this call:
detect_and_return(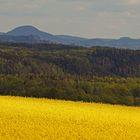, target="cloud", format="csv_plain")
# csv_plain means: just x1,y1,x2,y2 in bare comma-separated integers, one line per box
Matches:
0,0,47,14
126,0,140,5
